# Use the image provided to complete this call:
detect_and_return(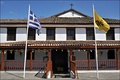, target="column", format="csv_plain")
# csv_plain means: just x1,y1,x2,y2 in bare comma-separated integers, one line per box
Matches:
1,50,4,70
87,50,91,70
116,49,119,70
69,50,73,61
30,51,32,71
